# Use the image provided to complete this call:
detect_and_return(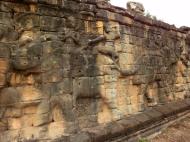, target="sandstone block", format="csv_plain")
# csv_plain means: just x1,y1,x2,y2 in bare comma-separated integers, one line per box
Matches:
15,13,40,30
40,16,65,32
8,118,21,130
119,53,134,66
48,121,65,138
0,45,10,58
33,113,50,126
0,73,6,87
70,132,91,142
96,54,114,65
5,107,22,118
78,115,97,129
0,12,11,25
73,77,100,98
42,69,63,83
0,87,20,106
17,86,42,102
